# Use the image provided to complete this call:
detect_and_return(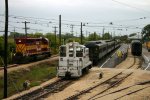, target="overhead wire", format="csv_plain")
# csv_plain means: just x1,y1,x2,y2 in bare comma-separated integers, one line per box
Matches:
112,0,150,14
0,14,149,25
0,13,148,34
